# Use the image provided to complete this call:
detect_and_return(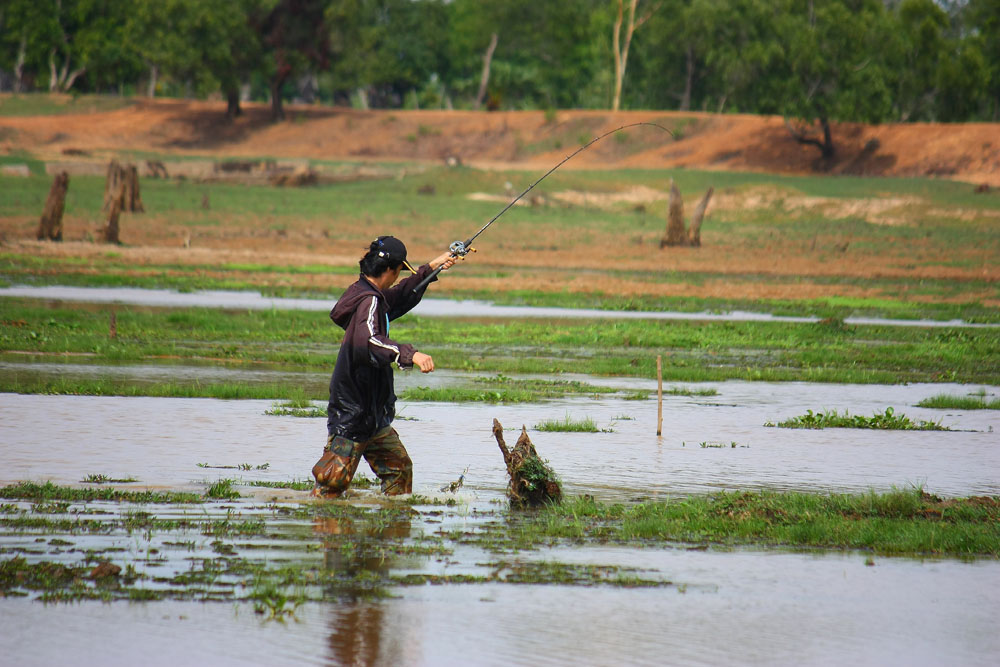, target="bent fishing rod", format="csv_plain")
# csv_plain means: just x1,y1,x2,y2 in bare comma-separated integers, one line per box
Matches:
413,121,675,293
